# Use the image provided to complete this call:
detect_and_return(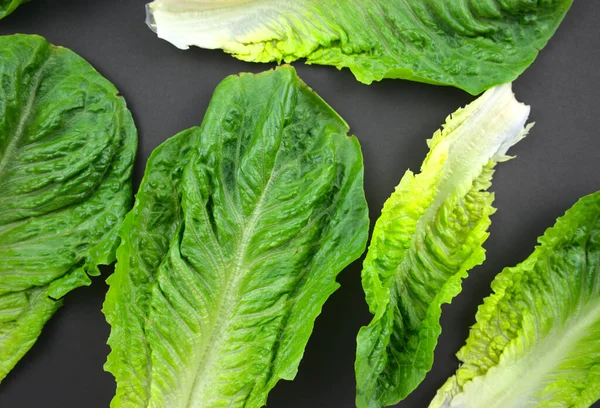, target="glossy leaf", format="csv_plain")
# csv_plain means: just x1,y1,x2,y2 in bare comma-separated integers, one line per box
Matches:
103,66,369,408
430,191,600,408
0,34,136,381
355,84,532,407
146,0,572,95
